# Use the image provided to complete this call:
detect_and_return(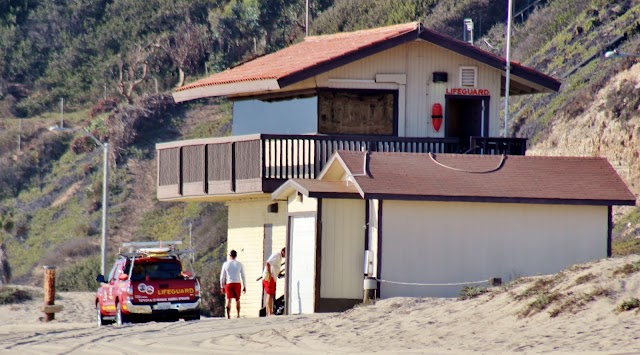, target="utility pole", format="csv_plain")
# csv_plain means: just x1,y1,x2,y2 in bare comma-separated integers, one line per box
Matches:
104,83,107,100
305,0,309,36
154,78,158,94
17,119,21,156
189,222,194,263
60,98,64,128
503,0,514,138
